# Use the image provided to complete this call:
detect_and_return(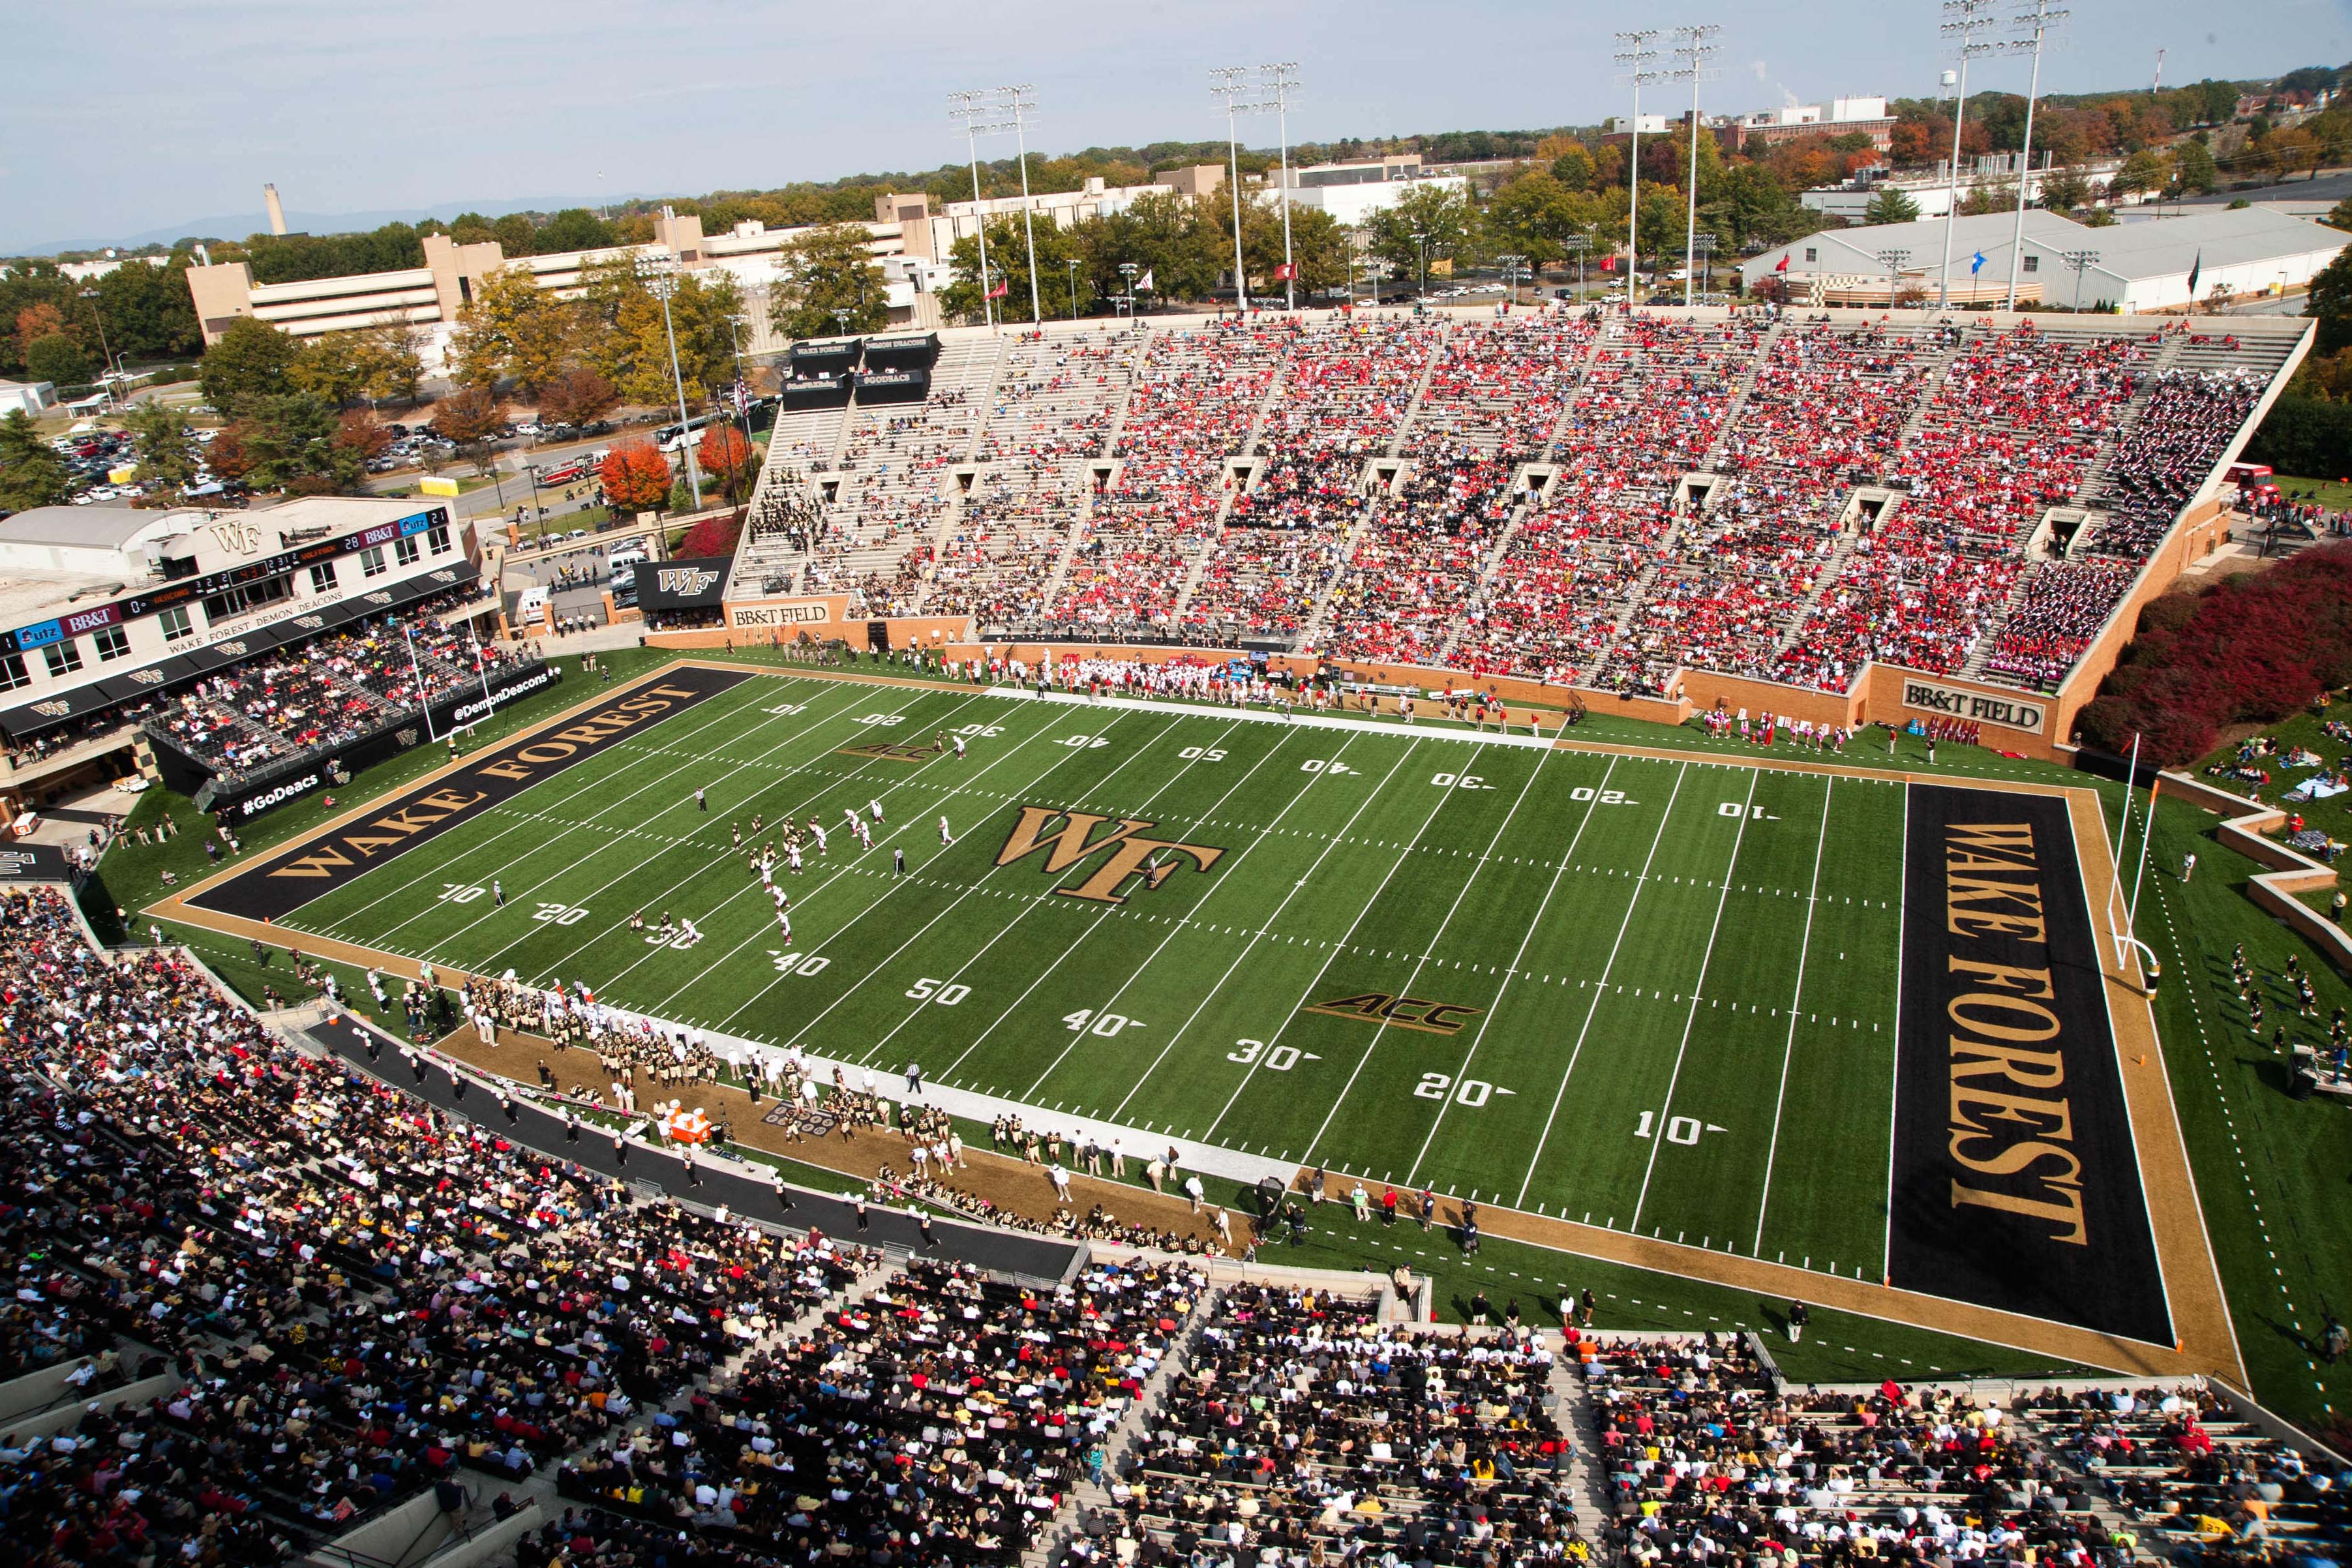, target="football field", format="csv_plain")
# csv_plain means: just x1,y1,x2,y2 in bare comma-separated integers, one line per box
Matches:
173,662,2178,1338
